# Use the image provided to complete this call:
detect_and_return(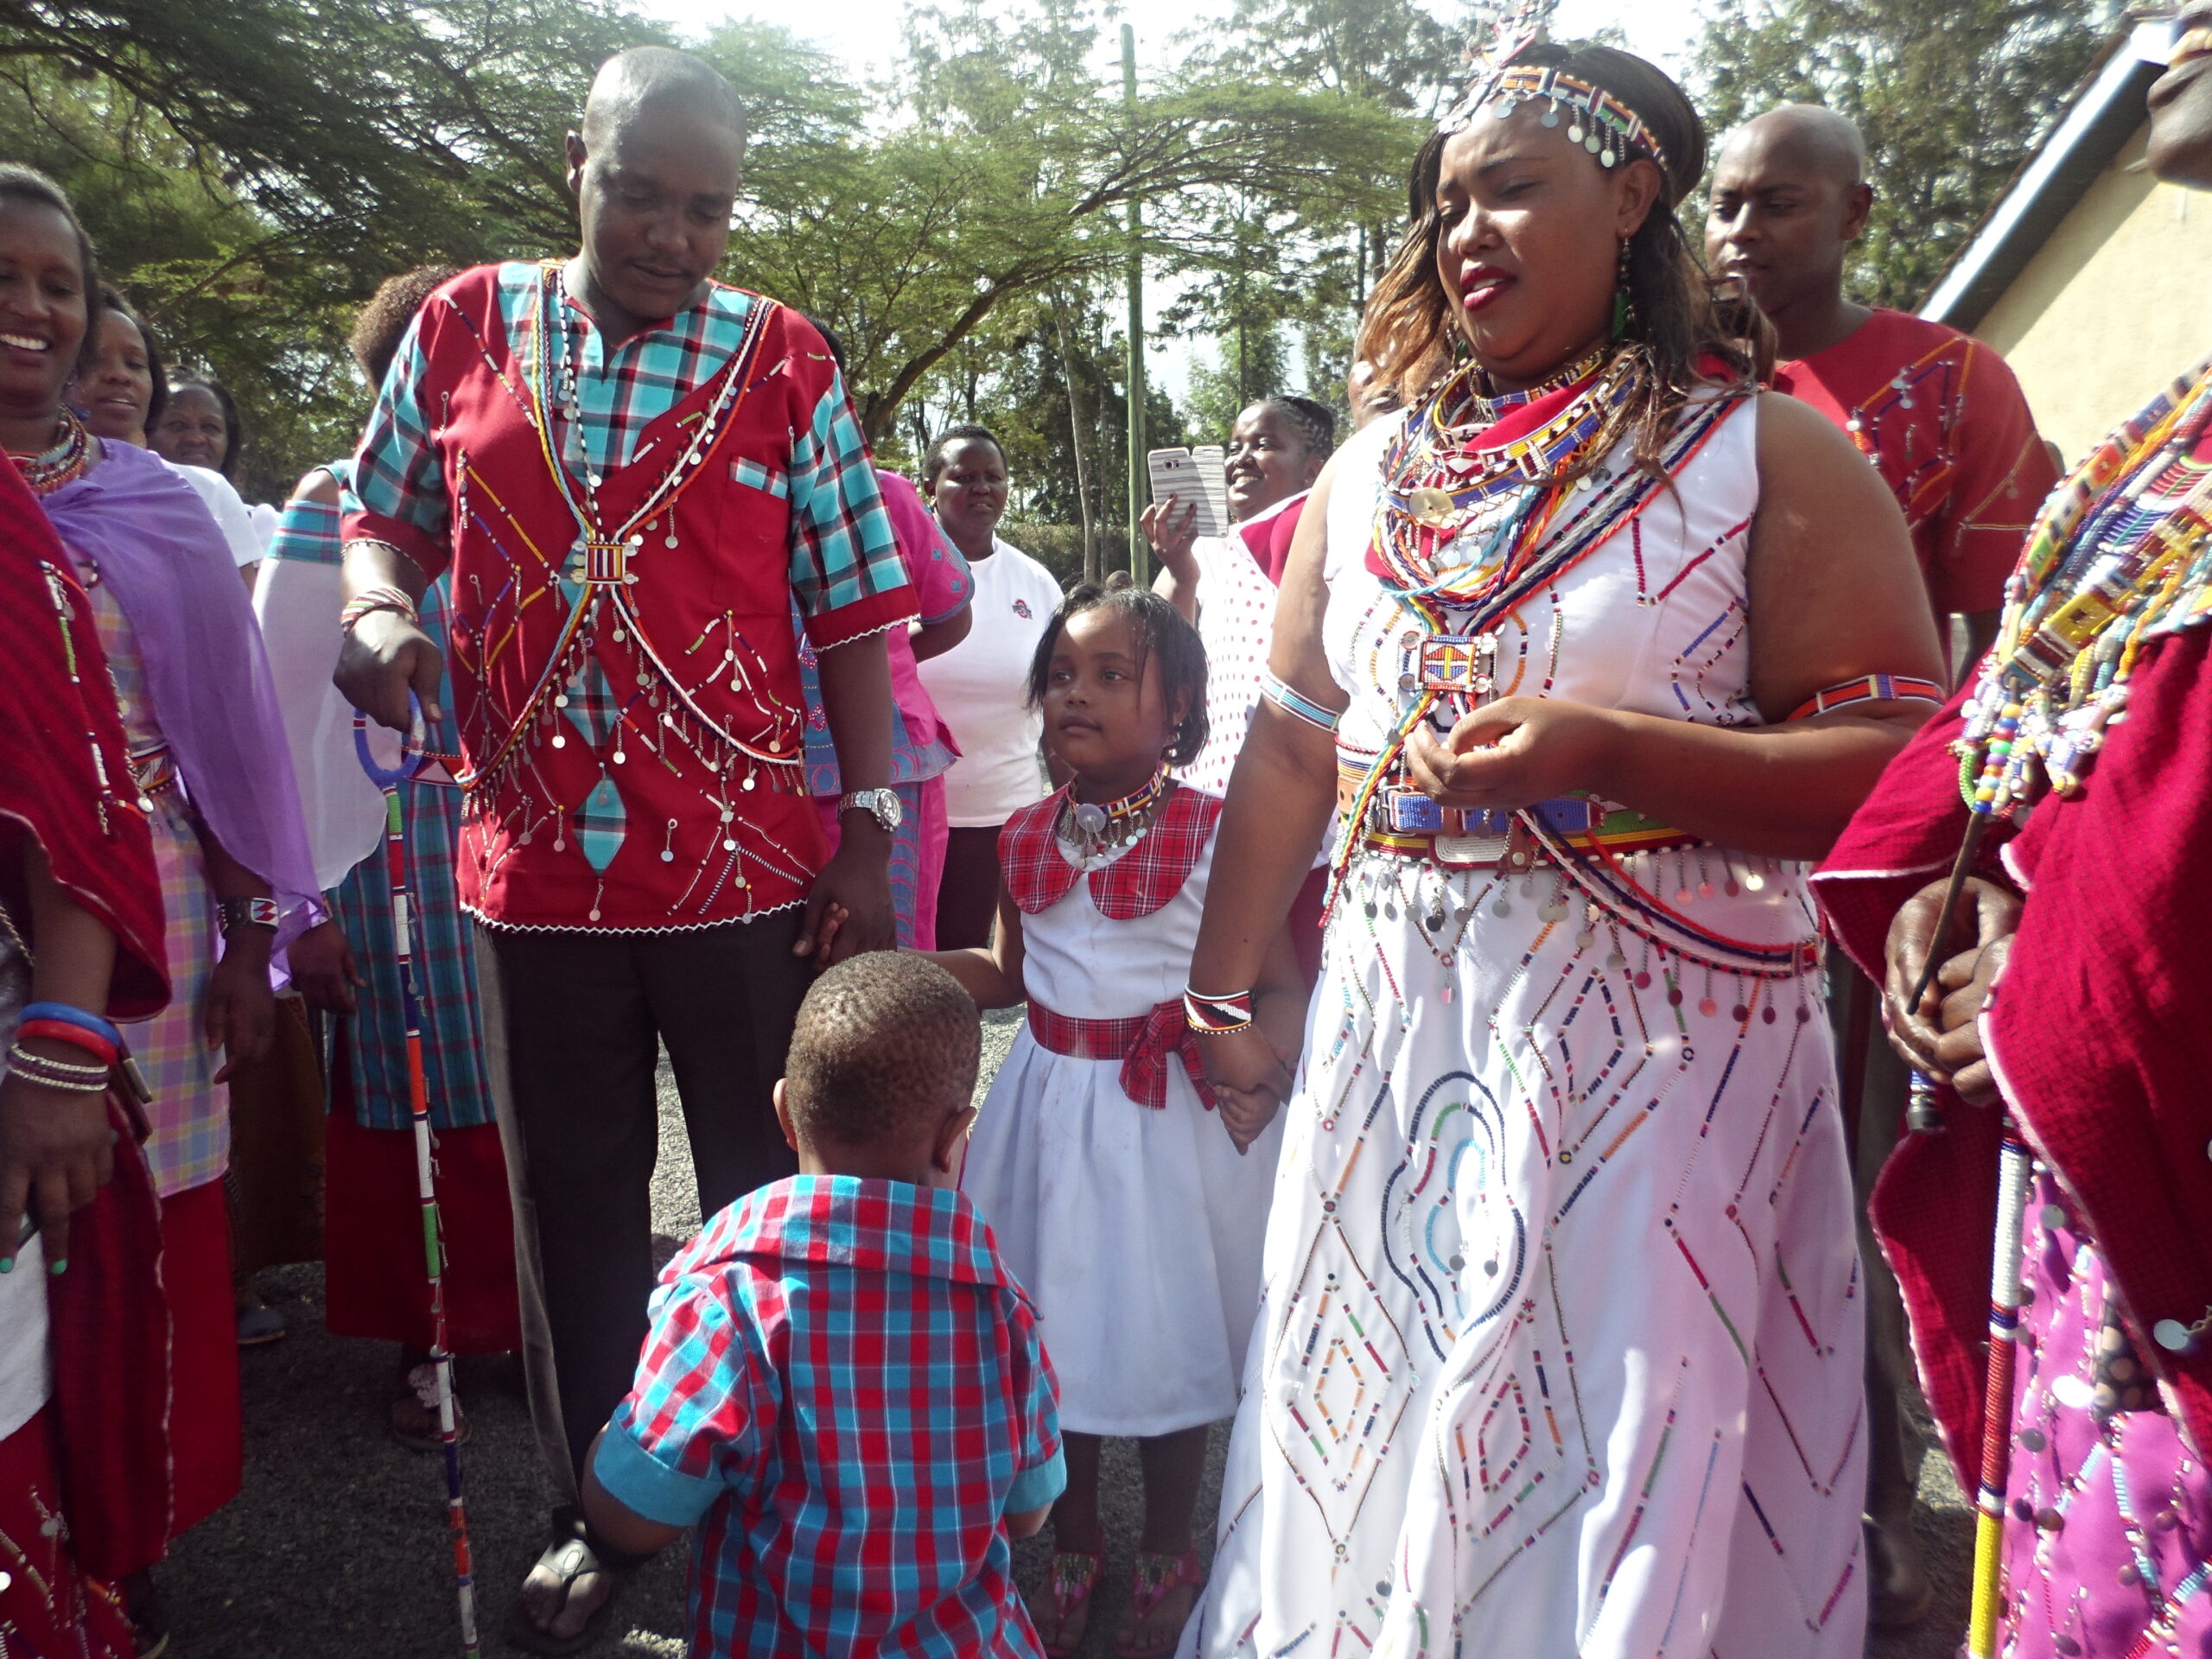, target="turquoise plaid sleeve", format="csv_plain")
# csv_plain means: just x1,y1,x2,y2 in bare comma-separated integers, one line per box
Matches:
349,309,449,550
787,373,908,625
606,1274,767,1523
1005,1446,1066,1514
